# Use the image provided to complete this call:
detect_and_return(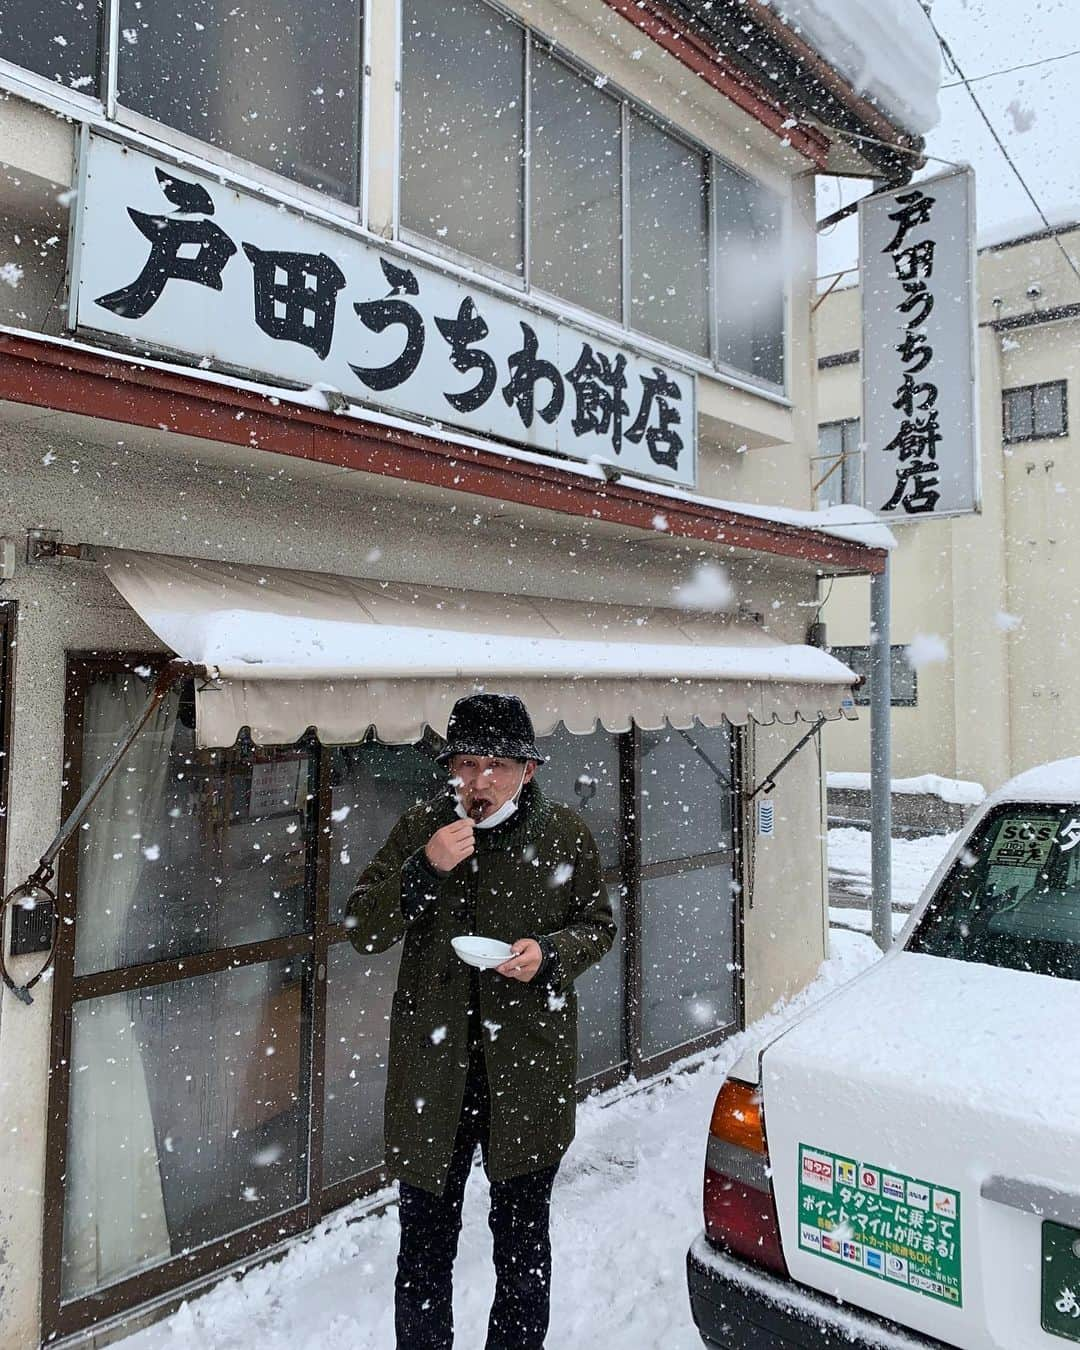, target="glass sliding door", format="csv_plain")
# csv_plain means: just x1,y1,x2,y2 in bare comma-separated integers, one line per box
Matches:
636,720,739,1067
